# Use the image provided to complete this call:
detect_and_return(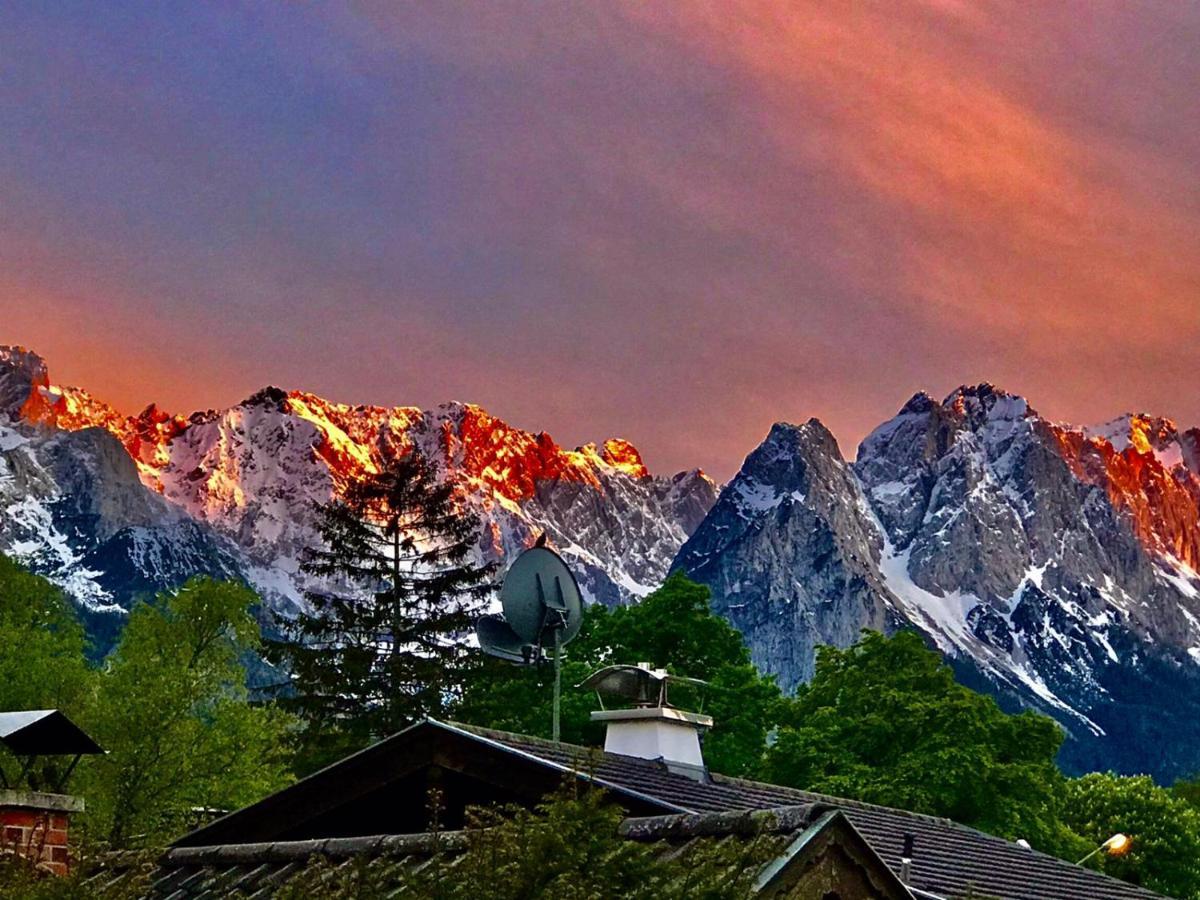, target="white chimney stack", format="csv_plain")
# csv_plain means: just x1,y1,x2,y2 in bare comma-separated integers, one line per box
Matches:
580,662,713,780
